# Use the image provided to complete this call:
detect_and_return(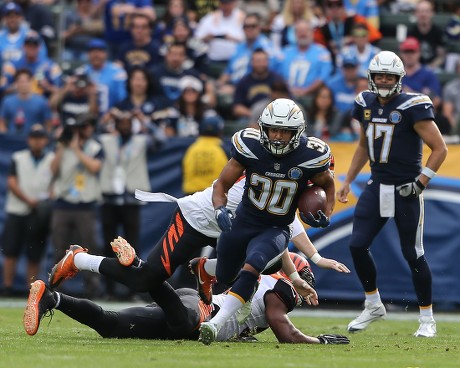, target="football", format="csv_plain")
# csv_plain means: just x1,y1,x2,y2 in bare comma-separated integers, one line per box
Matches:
298,185,327,218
